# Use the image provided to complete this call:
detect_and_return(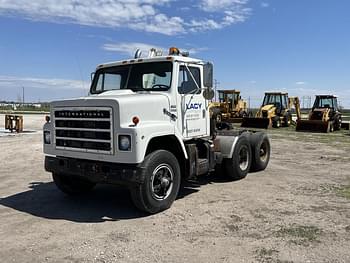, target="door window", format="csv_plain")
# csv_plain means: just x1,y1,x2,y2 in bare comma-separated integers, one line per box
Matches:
178,66,201,94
